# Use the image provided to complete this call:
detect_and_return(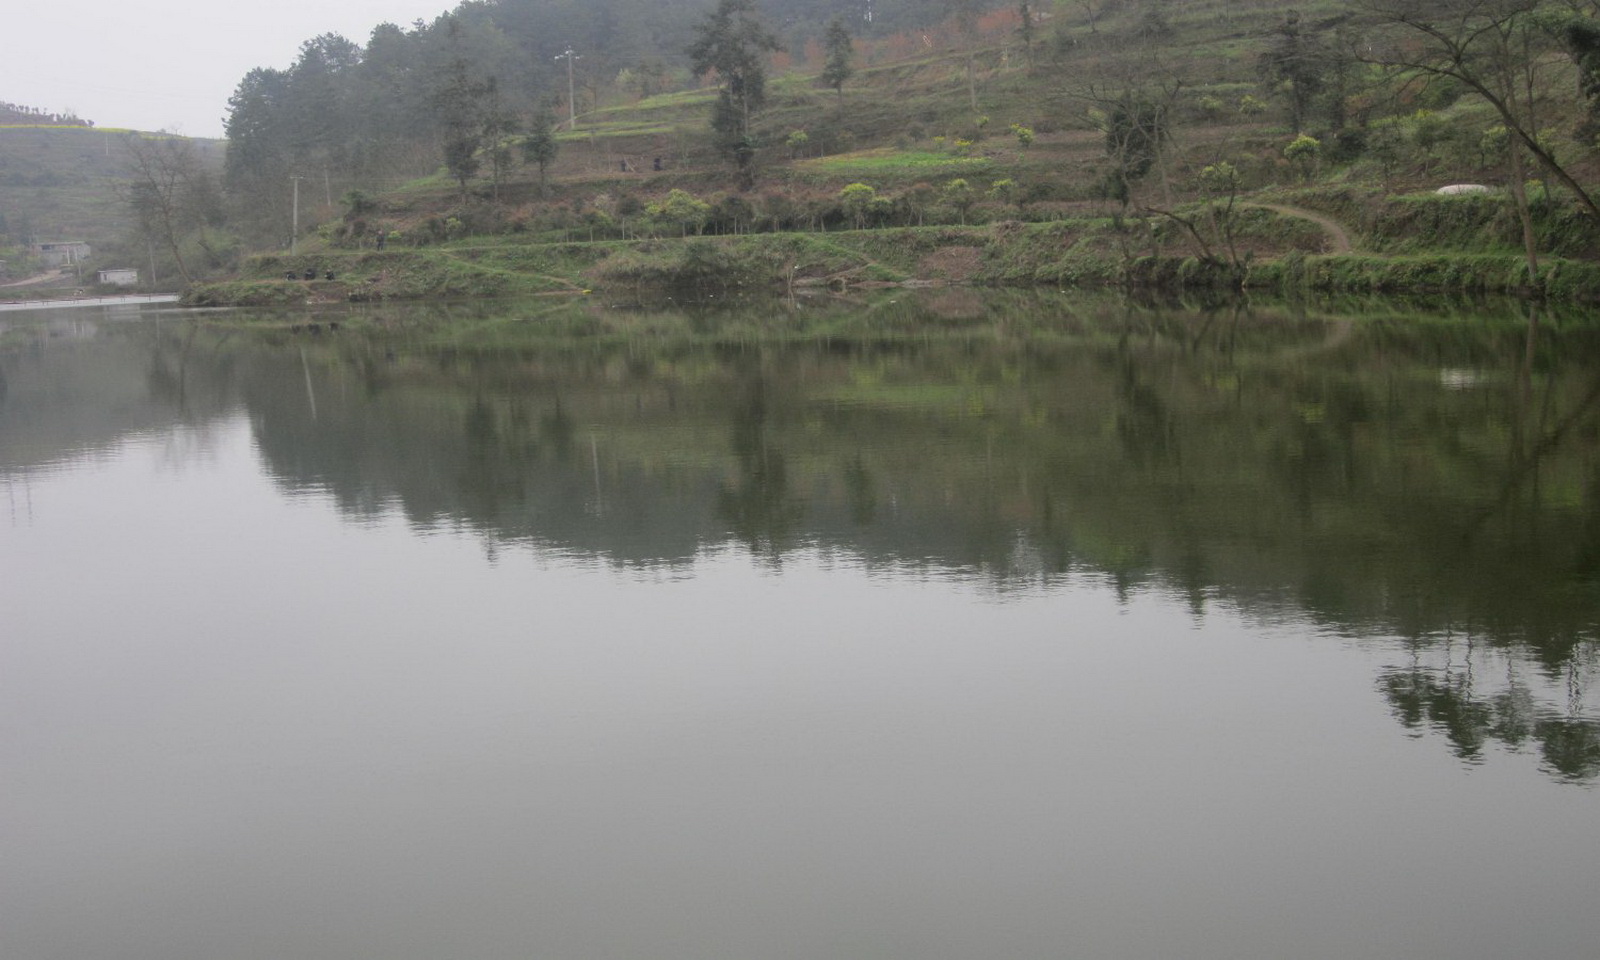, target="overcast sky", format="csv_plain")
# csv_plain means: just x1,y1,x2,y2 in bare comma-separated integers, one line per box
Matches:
4,1,455,138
